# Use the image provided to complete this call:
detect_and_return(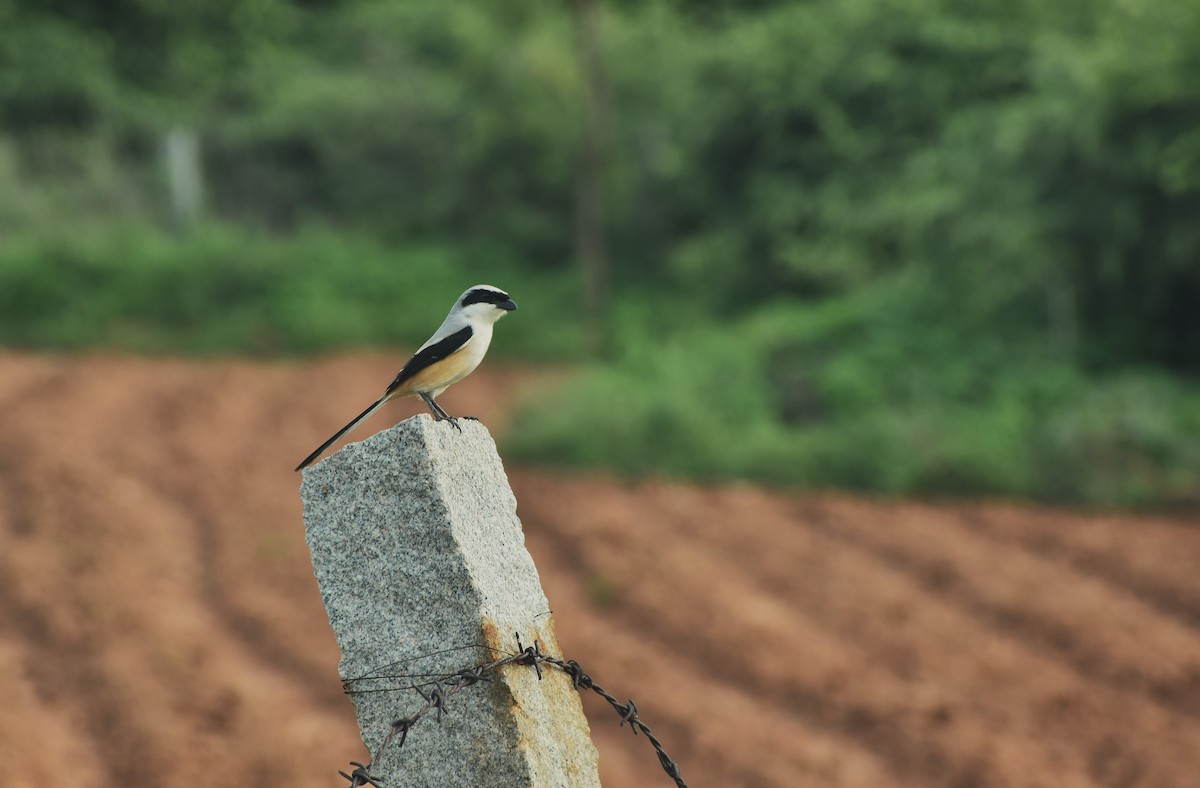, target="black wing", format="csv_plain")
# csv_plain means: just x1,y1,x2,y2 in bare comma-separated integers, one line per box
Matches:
294,325,475,472
384,325,473,395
